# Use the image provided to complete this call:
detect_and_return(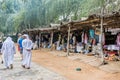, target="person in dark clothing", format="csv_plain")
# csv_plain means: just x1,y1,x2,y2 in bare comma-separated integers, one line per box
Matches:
0,38,3,64
0,40,3,49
